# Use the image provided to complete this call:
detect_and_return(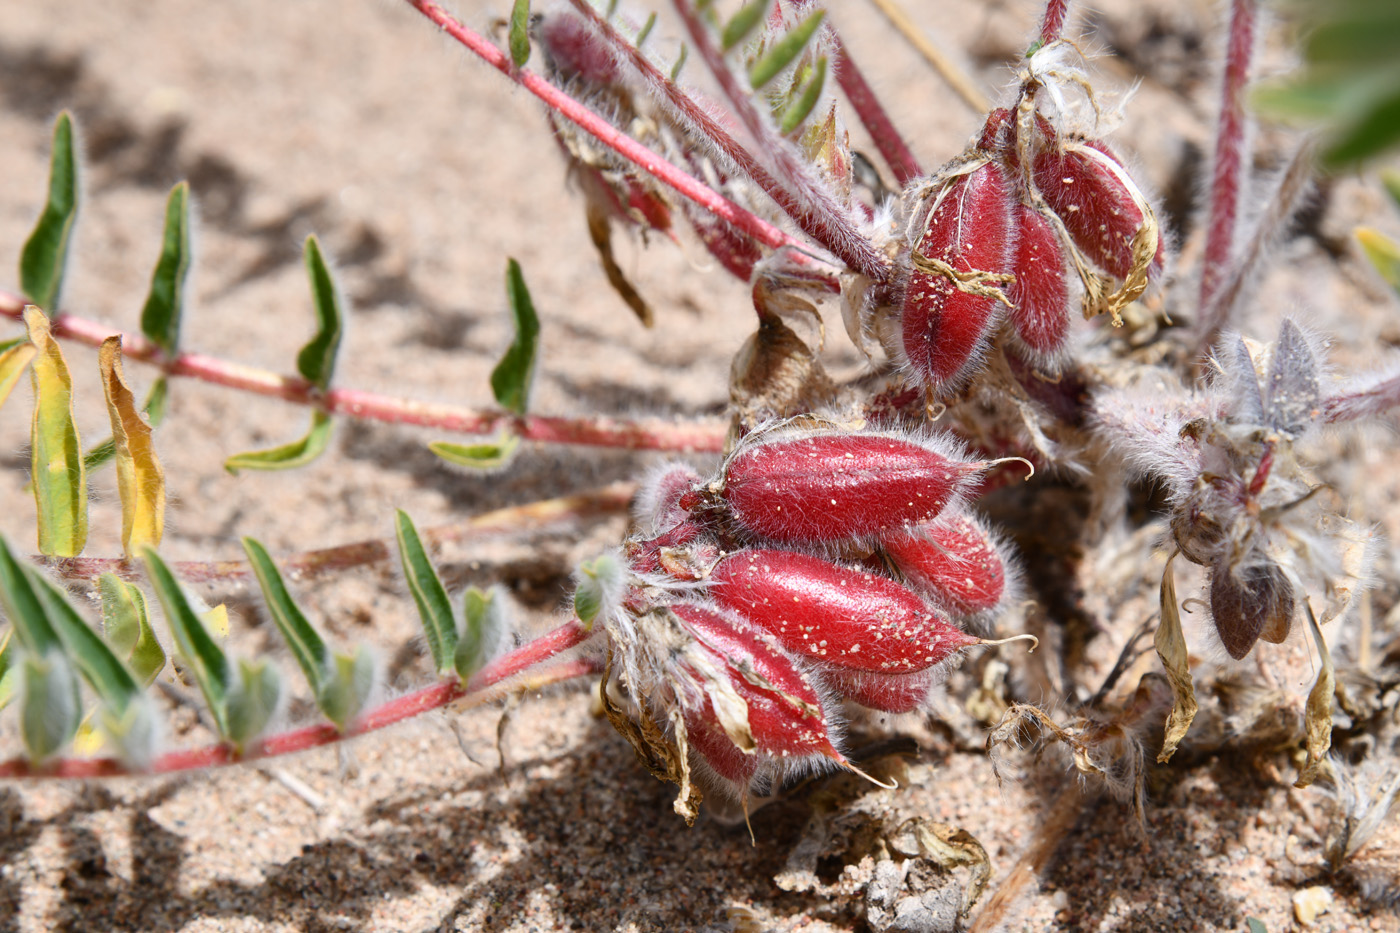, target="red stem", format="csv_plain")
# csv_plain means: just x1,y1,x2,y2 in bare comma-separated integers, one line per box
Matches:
1323,374,1400,424
400,0,797,258
828,30,923,187
1039,0,1071,46
668,0,892,282
1198,0,1257,312
0,621,598,779
0,294,726,453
